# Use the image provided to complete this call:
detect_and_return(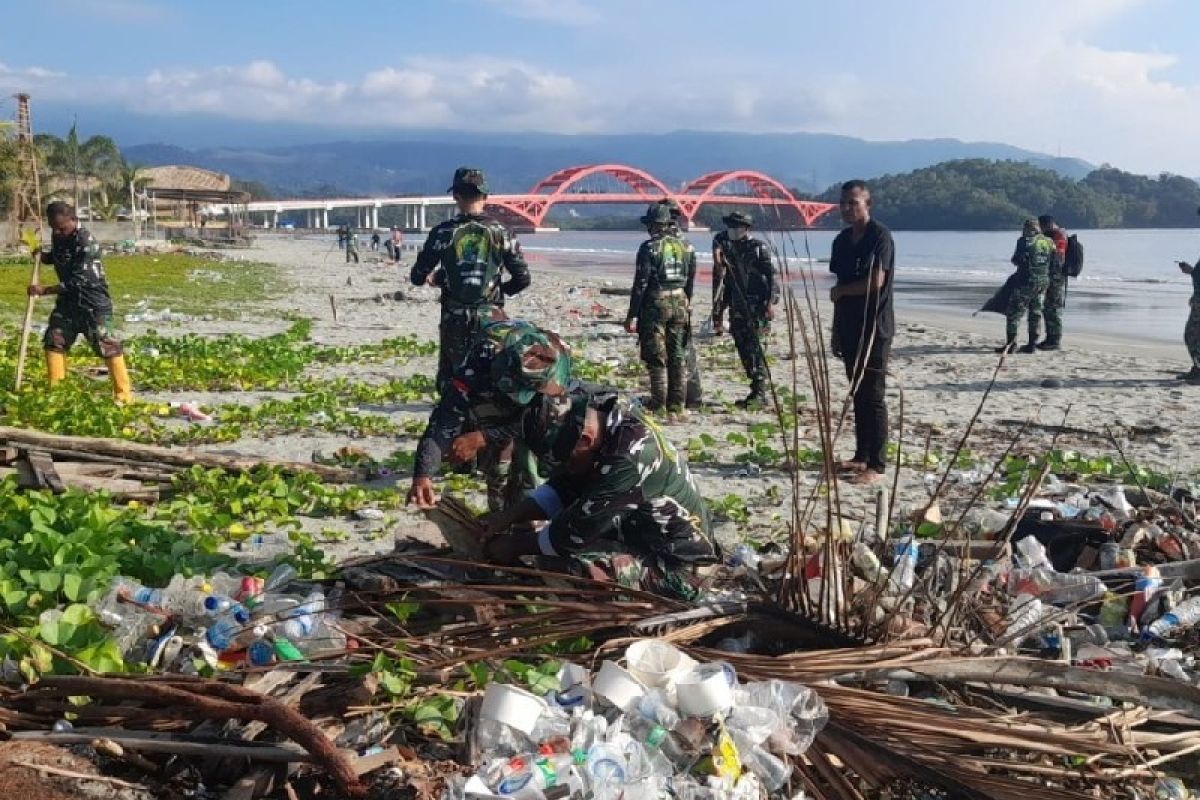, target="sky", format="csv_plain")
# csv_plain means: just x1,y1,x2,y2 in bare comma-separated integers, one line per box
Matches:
1,0,1199,174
